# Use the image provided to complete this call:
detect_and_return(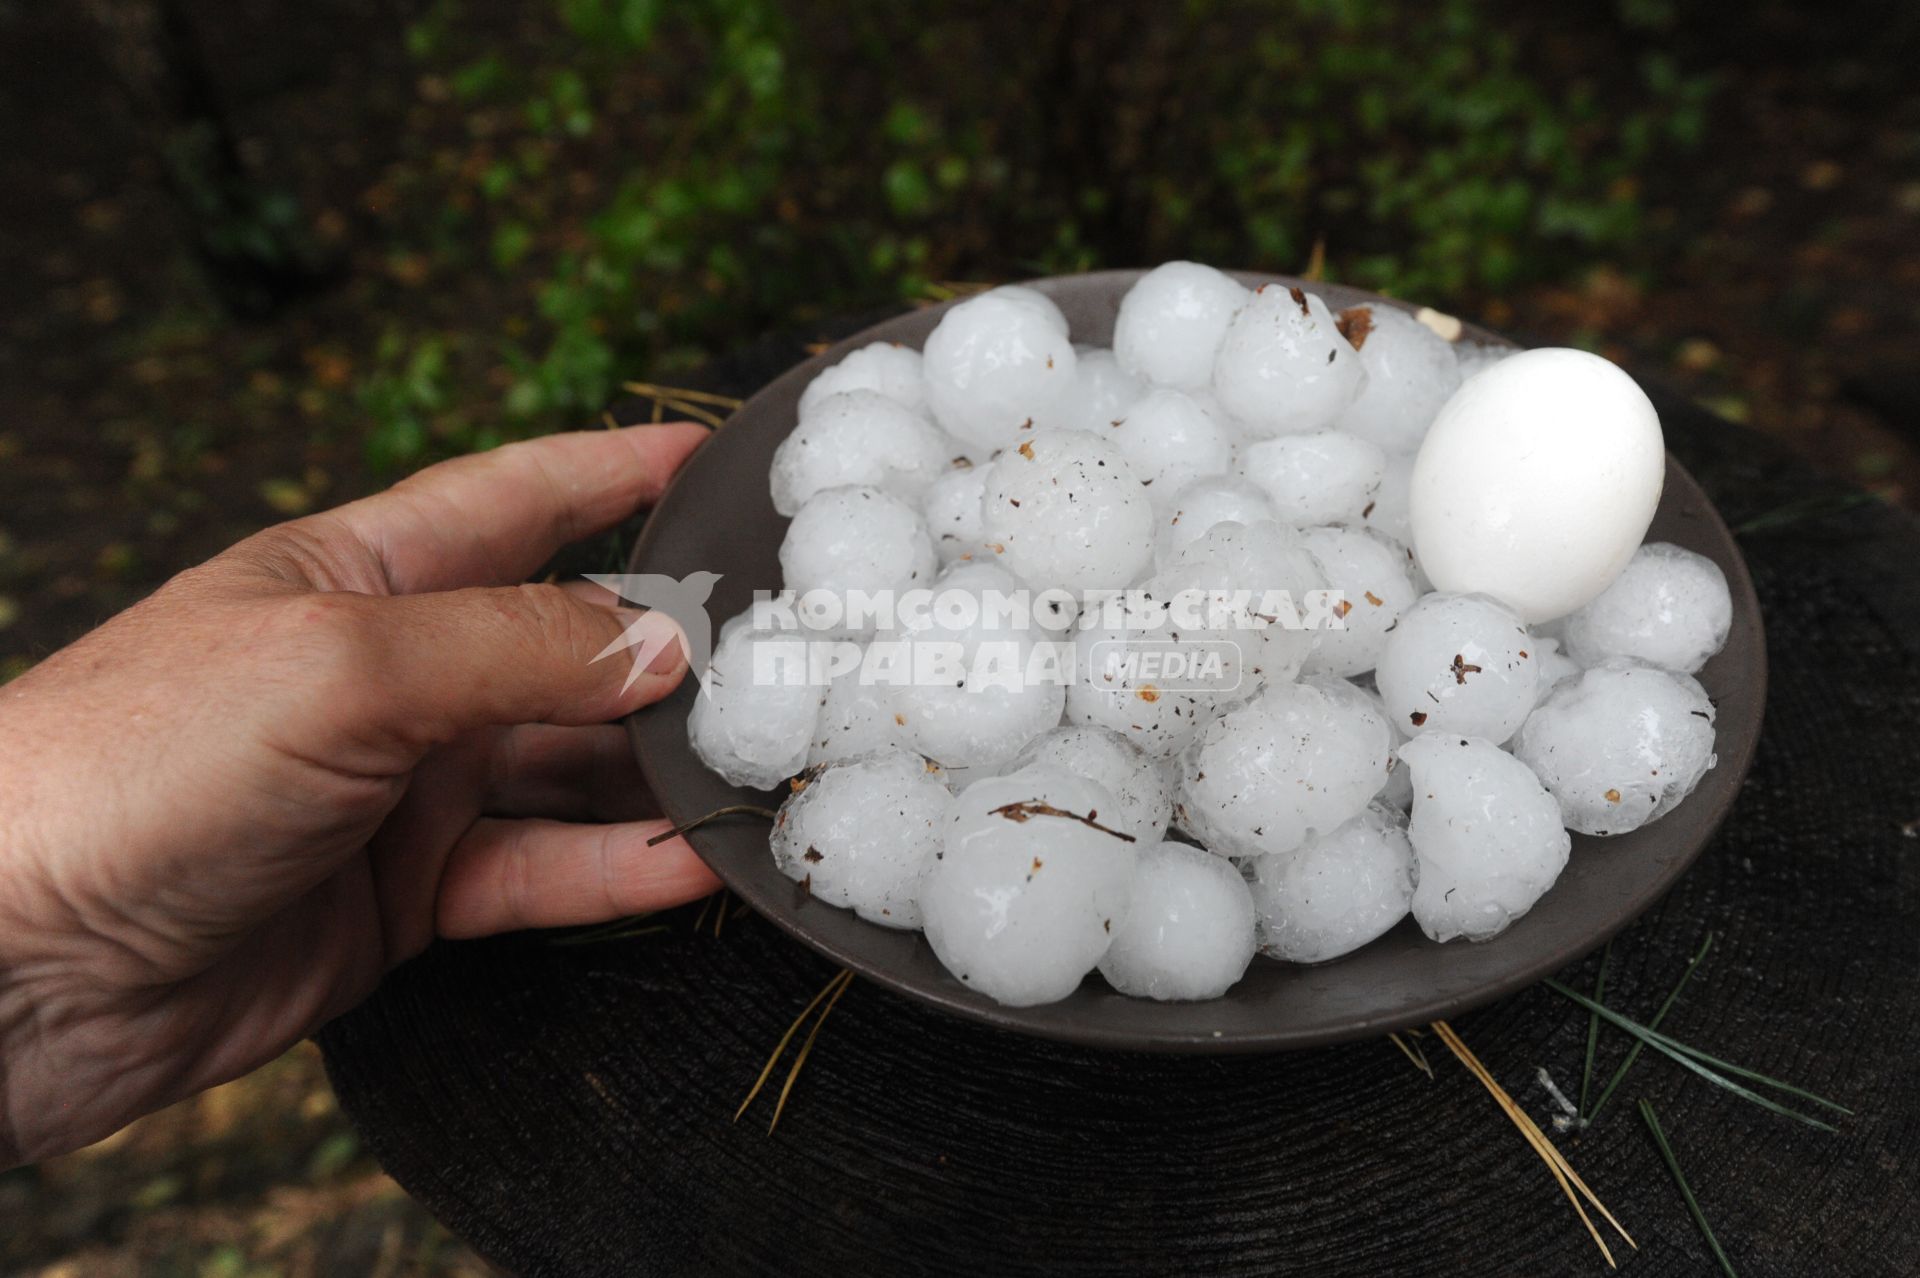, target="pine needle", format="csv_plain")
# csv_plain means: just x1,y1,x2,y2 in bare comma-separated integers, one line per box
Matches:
1388,1031,1434,1079
647,804,779,847
1587,933,1713,1124
1545,979,1848,1130
1578,940,1613,1118
768,969,854,1134
548,918,669,946
1431,1020,1635,1267
735,968,853,1128
1303,235,1327,282
712,887,731,938
619,380,745,409
1640,1100,1739,1277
